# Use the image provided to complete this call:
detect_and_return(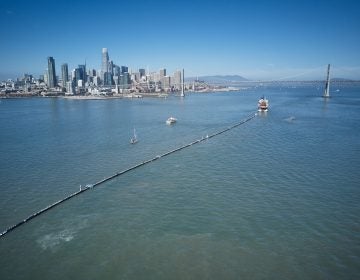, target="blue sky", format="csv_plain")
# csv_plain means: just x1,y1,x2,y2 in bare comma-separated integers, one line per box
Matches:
0,0,359,80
